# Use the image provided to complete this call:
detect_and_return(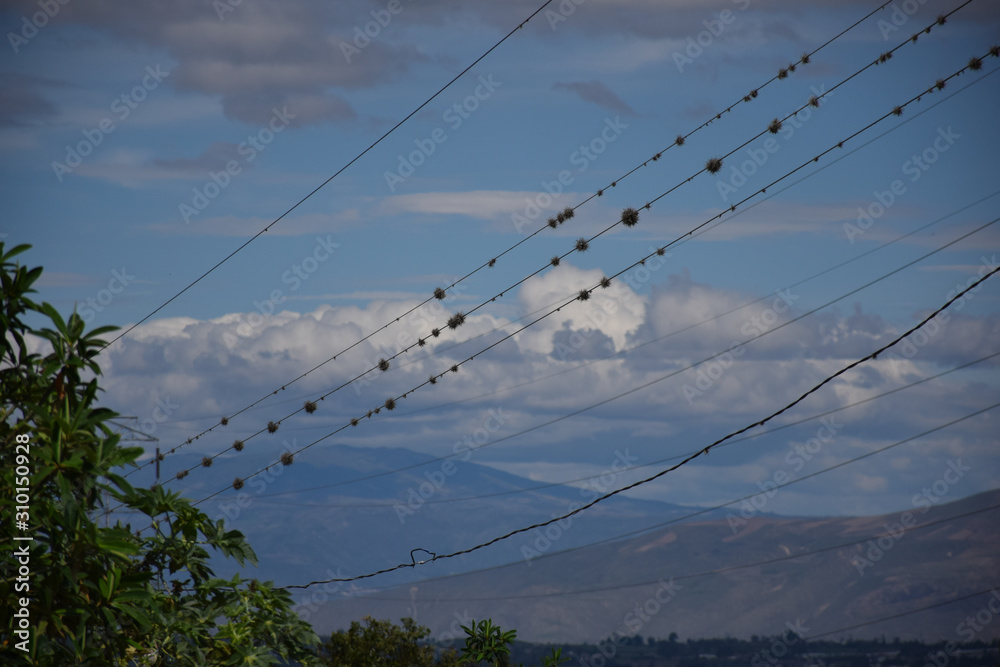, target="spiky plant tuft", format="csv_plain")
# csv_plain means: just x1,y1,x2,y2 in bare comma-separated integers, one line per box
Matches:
429,375,437,385
488,258,497,267
281,452,294,466
809,95,820,108
267,420,279,433
578,290,590,301
447,312,466,329
706,157,723,174
202,457,213,468
378,358,390,372
600,276,611,289
432,328,441,337
350,417,359,427
597,189,604,197
176,470,188,480
418,338,426,347
777,67,788,79
233,478,244,491
788,63,796,73
451,364,459,373
302,400,317,414
969,56,983,71
434,287,446,300
990,45,999,58
675,135,685,146
220,416,229,426
575,238,589,252
562,207,575,220
556,211,566,224
936,14,946,25
622,207,640,227
656,247,666,256
801,52,811,65
892,106,903,116
551,256,561,267
385,397,396,411
233,439,244,452
768,118,782,134
751,89,758,99
935,79,946,91
548,217,558,228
